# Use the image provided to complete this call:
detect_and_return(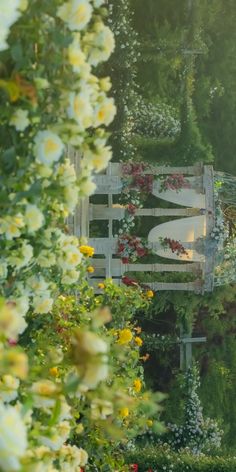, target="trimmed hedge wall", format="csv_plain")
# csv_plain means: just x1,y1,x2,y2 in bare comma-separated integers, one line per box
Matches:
126,447,236,471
